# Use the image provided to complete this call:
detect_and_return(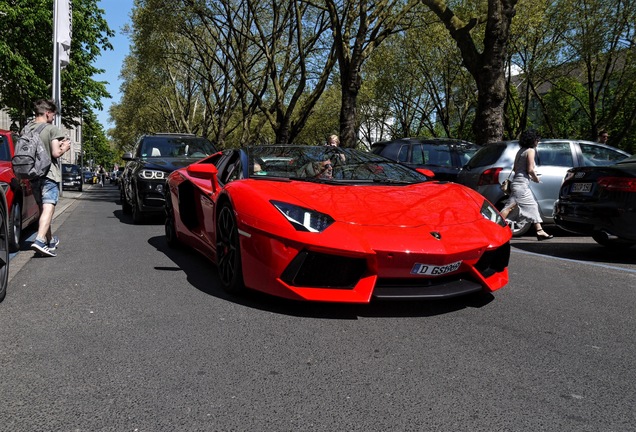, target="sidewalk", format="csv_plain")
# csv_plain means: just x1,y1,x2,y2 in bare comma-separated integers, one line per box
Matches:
54,192,75,221
8,189,80,282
